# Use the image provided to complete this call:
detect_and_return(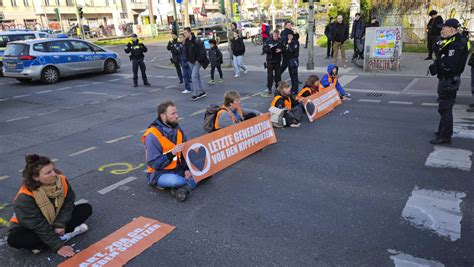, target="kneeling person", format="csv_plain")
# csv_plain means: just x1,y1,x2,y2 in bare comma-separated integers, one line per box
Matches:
142,101,196,202
214,90,261,130
272,81,304,127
